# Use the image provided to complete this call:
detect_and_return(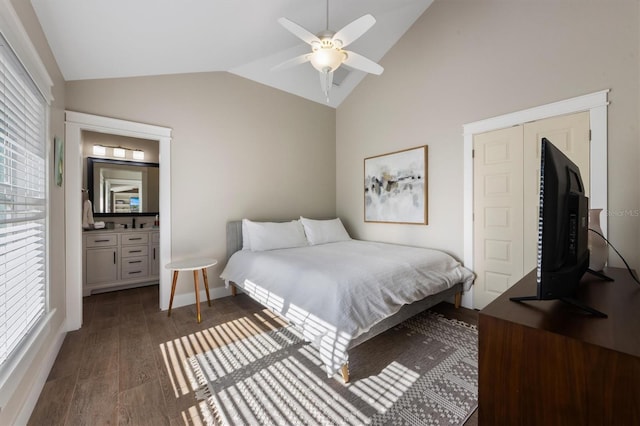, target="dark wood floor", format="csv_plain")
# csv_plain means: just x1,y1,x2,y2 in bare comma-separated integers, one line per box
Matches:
29,285,478,425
